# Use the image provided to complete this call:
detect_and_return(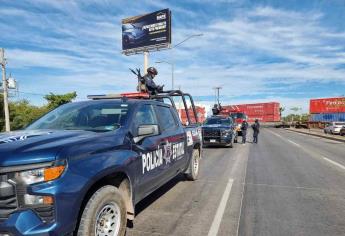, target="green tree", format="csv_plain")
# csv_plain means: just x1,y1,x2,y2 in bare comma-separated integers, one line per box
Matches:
0,92,78,131
283,113,309,123
9,100,47,130
44,92,77,110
